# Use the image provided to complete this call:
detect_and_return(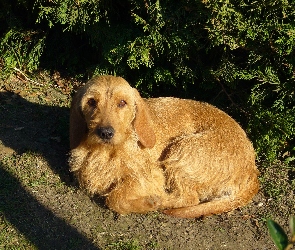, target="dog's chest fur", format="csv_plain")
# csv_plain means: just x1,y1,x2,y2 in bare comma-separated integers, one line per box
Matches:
69,138,163,195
